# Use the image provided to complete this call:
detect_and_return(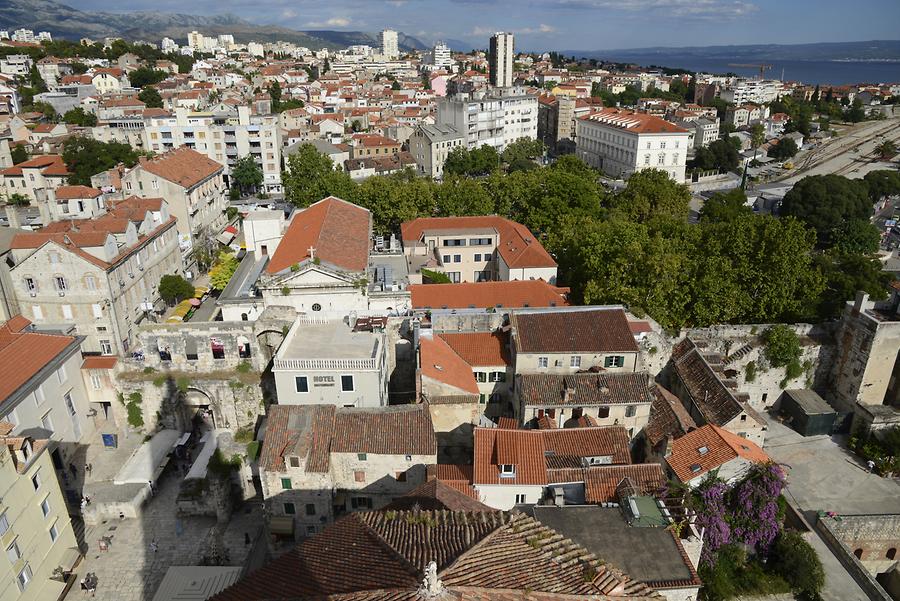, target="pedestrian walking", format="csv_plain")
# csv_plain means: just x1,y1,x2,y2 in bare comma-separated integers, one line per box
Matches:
867,459,876,473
